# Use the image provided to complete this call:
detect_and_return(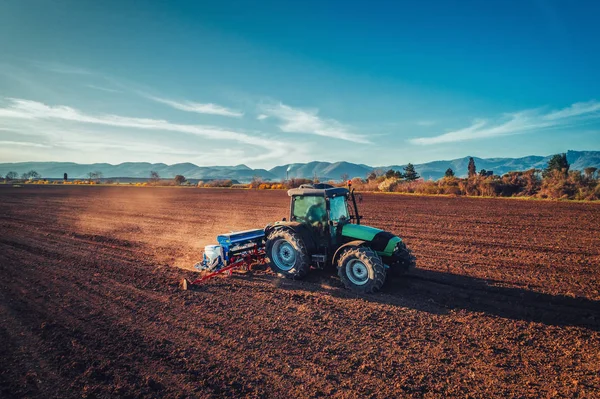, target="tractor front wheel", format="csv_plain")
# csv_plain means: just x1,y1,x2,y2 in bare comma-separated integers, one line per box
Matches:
266,229,310,279
337,246,386,293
